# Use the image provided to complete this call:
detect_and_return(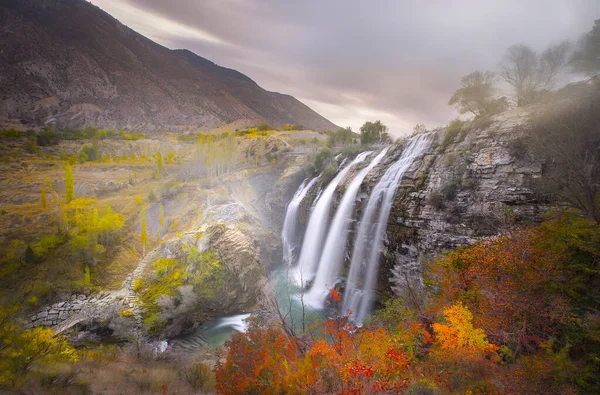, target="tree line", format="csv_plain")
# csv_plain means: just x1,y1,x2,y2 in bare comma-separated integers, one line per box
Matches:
449,19,600,117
